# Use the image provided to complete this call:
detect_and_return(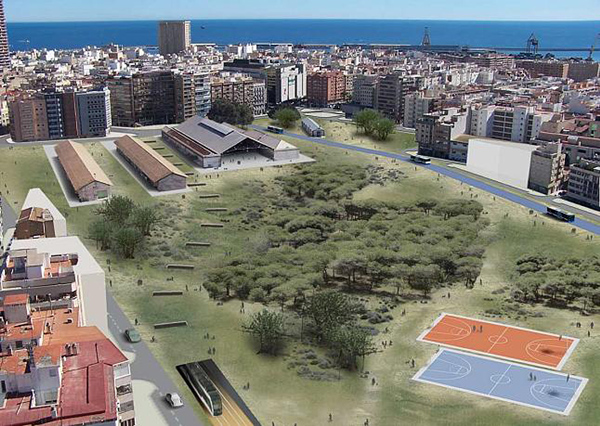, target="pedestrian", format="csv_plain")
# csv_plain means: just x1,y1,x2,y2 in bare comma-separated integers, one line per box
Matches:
480,325,483,333
411,359,415,368
389,340,393,346
247,381,250,389
529,372,533,381
151,336,155,343
448,292,451,299
472,325,476,332
329,413,333,422
134,318,138,326
588,331,591,337
371,377,376,386
567,374,570,382
559,335,562,341
591,322,595,329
